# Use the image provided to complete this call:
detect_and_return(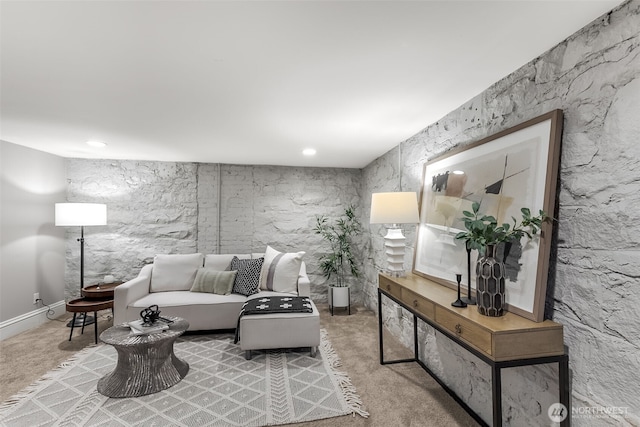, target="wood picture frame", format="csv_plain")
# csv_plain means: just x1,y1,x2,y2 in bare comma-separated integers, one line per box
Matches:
413,110,563,322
